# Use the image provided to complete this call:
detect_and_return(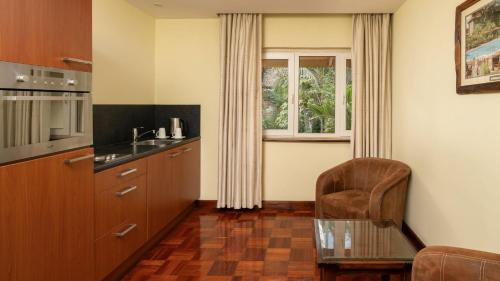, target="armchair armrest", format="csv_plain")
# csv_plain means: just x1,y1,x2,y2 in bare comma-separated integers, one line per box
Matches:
315,162,350,217
413,246,500,281
316,168,338,196
368,168,411,227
